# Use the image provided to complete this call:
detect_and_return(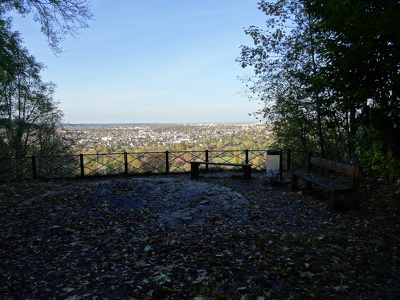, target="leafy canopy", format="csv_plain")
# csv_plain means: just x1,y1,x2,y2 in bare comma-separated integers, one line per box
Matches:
239,0,400,181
